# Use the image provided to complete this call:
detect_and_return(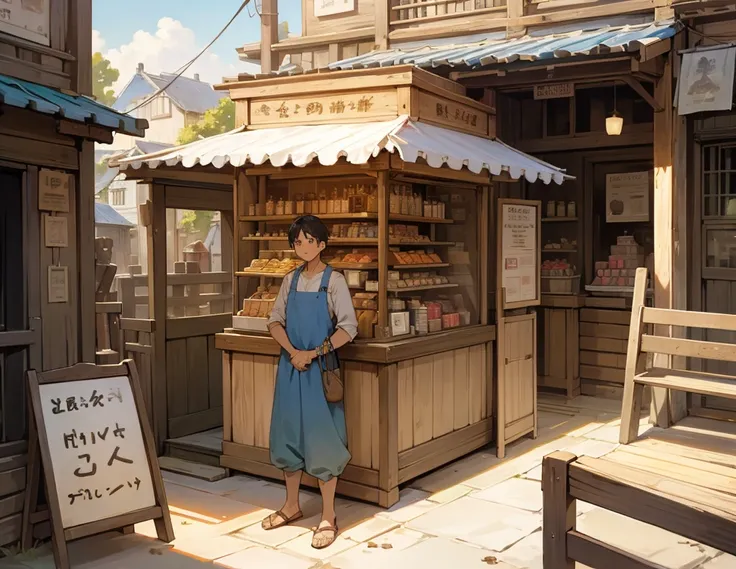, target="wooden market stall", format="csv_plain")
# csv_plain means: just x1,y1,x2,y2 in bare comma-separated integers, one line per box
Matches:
115,66,568,506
